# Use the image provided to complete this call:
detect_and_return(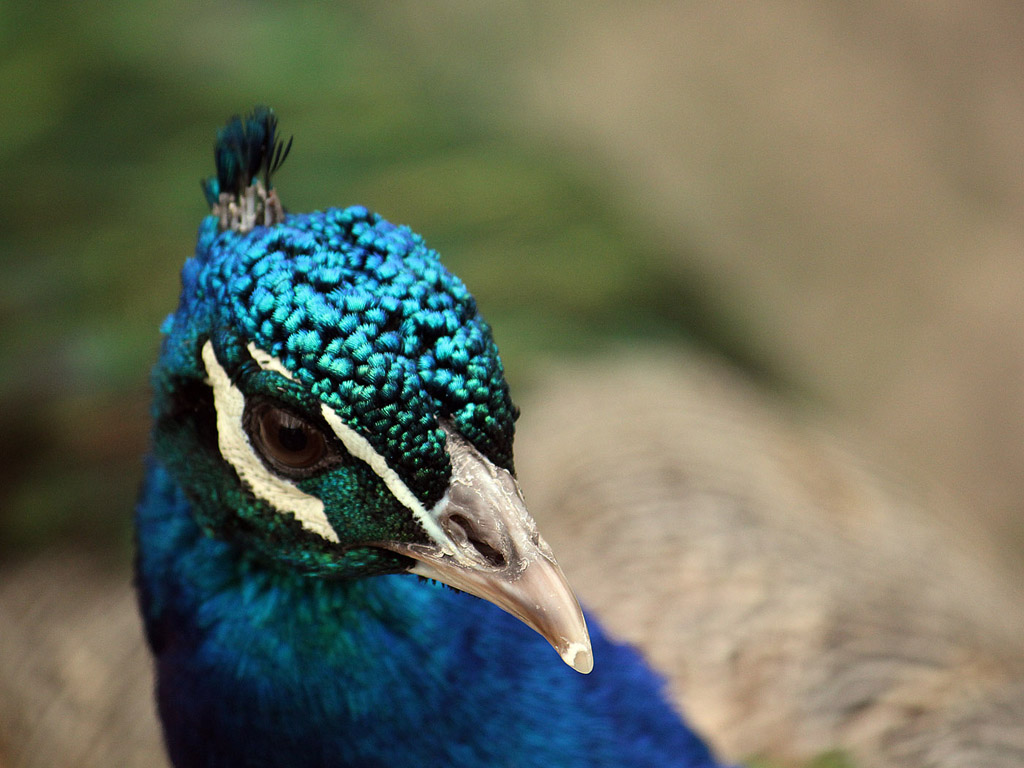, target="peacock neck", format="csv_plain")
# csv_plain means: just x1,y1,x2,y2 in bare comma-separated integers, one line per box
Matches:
136,458,455,766
136,457,722,768
135,457,576,767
